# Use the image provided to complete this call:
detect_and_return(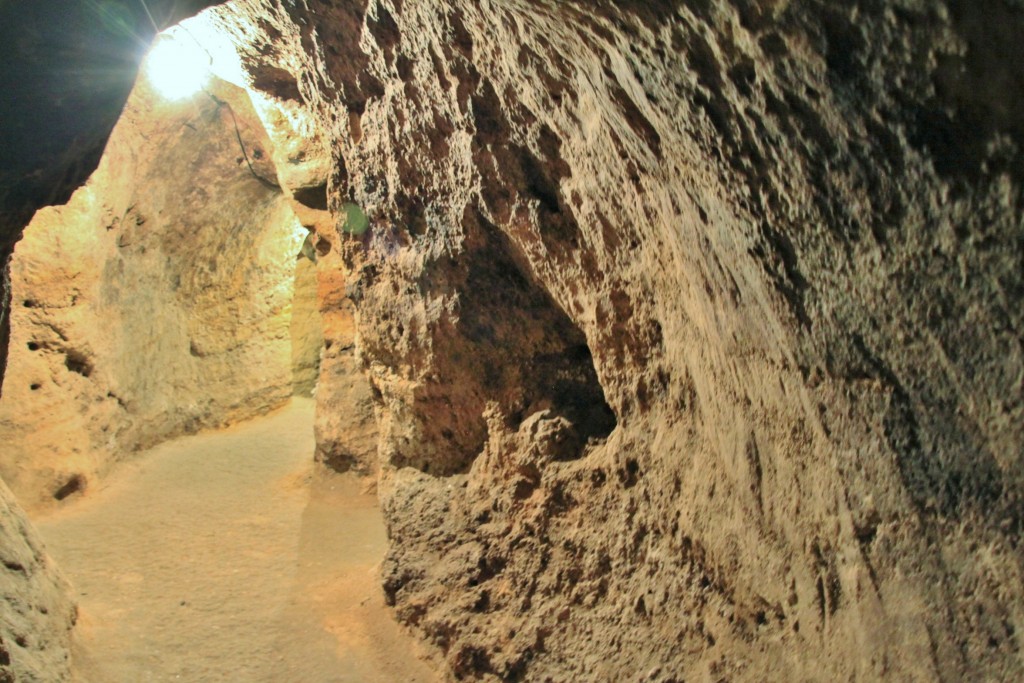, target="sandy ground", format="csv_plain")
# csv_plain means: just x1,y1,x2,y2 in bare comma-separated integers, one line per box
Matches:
34,398,439,683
